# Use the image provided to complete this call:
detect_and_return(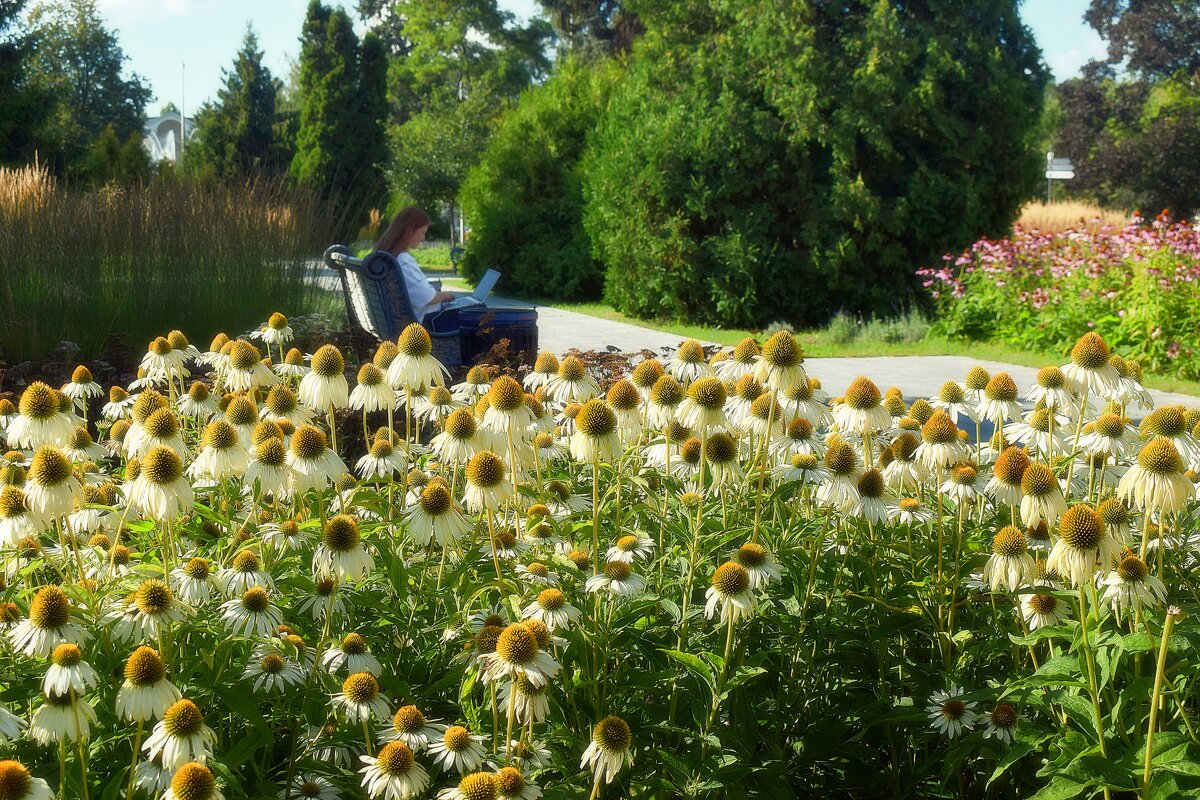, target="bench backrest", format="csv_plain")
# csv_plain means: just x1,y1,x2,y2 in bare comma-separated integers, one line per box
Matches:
323,245,417,341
